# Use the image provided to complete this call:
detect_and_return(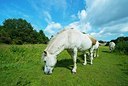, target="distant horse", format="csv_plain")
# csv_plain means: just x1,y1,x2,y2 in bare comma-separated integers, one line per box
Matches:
109,42,115,52
42,28,97,74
